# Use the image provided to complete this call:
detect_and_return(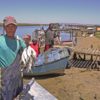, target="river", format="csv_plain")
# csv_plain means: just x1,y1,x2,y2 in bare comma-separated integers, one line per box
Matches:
0,26,72,41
